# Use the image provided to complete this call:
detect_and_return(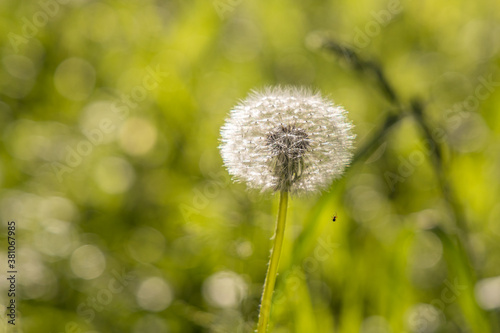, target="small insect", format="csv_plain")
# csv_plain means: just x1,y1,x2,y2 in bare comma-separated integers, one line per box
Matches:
331,212,337,222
